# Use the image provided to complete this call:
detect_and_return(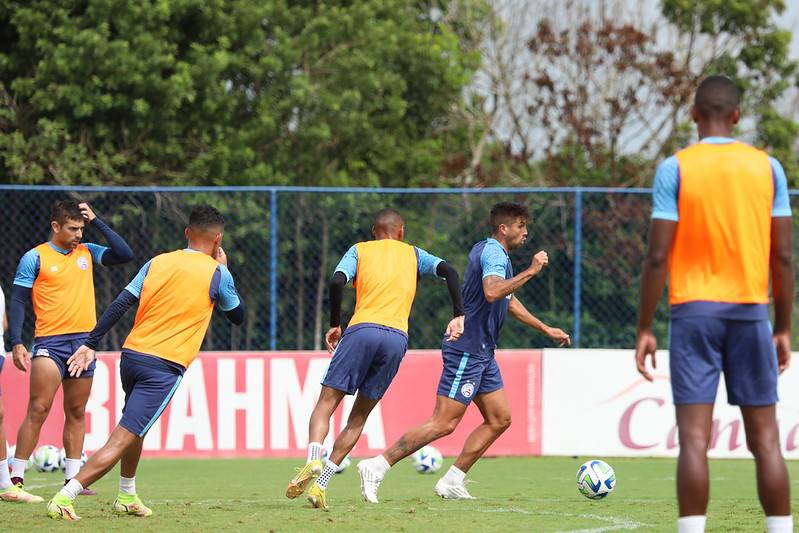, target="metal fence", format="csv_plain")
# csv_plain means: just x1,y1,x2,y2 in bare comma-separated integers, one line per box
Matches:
2,186,796,352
